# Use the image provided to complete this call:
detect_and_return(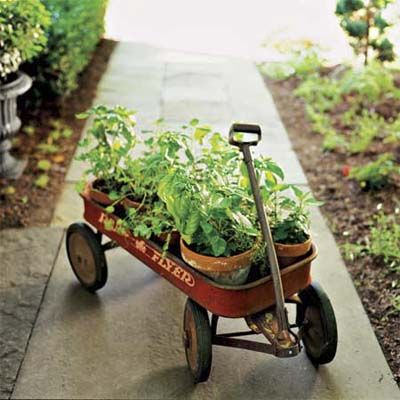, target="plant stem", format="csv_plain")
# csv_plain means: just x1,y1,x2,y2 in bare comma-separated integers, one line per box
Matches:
364,3,372,66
